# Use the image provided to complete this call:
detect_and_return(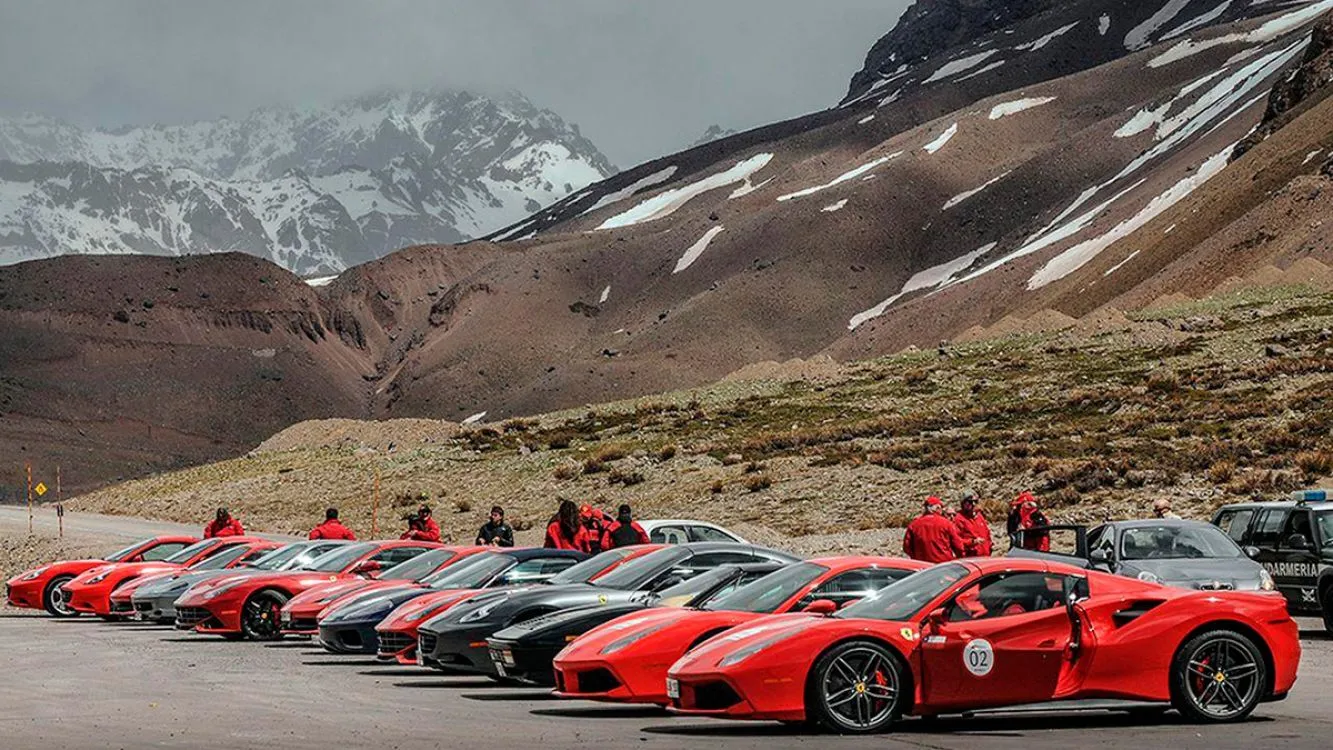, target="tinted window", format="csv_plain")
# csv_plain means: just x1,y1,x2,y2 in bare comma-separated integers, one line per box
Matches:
1317,511,1333,549
1120,525,1242,560
497,557,574,585
1279,511,1313,548
139,542,189,562
946,572,1084,621
371,546,430,567
1215,509,1254,544
649,525,689,545
689,525,738,542
304,543,377,572
809,568,913,602
164,540,225,564
1250,510,1286,547
380,549,457,581
838,564,970,622
706,562,827,613
266,542,347,571
420,552,513,589
593,546,691,591
691,551,762,567
1086,526,1112,557
188,545,253,571
548,548,638,585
